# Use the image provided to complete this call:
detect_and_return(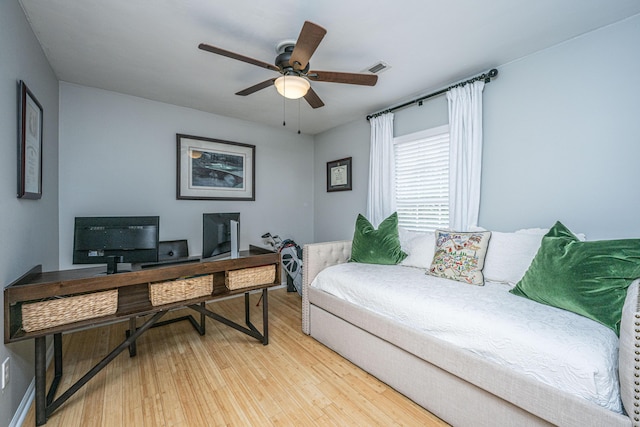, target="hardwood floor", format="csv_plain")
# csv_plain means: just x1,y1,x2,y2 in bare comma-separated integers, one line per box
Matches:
23,288,448,426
